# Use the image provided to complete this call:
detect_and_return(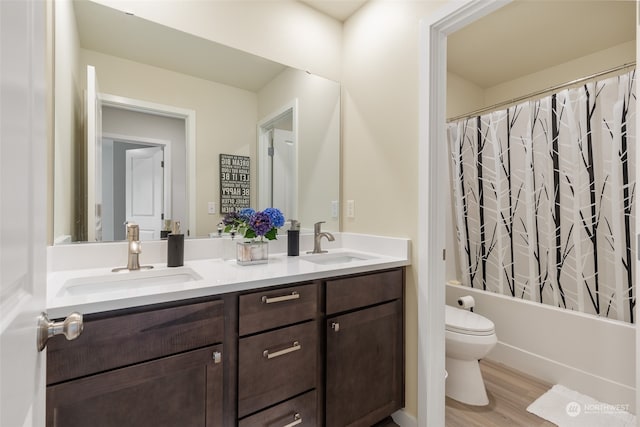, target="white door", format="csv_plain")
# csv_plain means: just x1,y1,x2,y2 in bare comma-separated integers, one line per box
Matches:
125,147,164,240
0,1,48,425
272,129,296,219
86,65,103,242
